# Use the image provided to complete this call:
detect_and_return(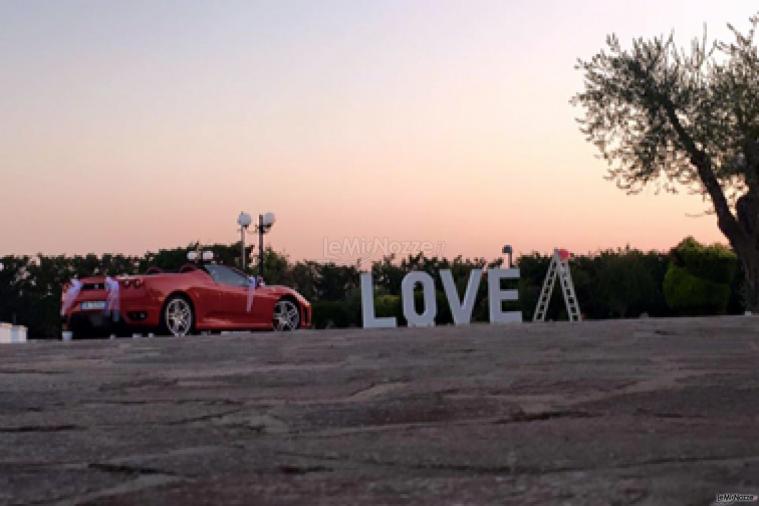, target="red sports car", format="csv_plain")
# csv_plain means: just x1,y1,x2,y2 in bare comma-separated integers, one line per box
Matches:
60,262,311,338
